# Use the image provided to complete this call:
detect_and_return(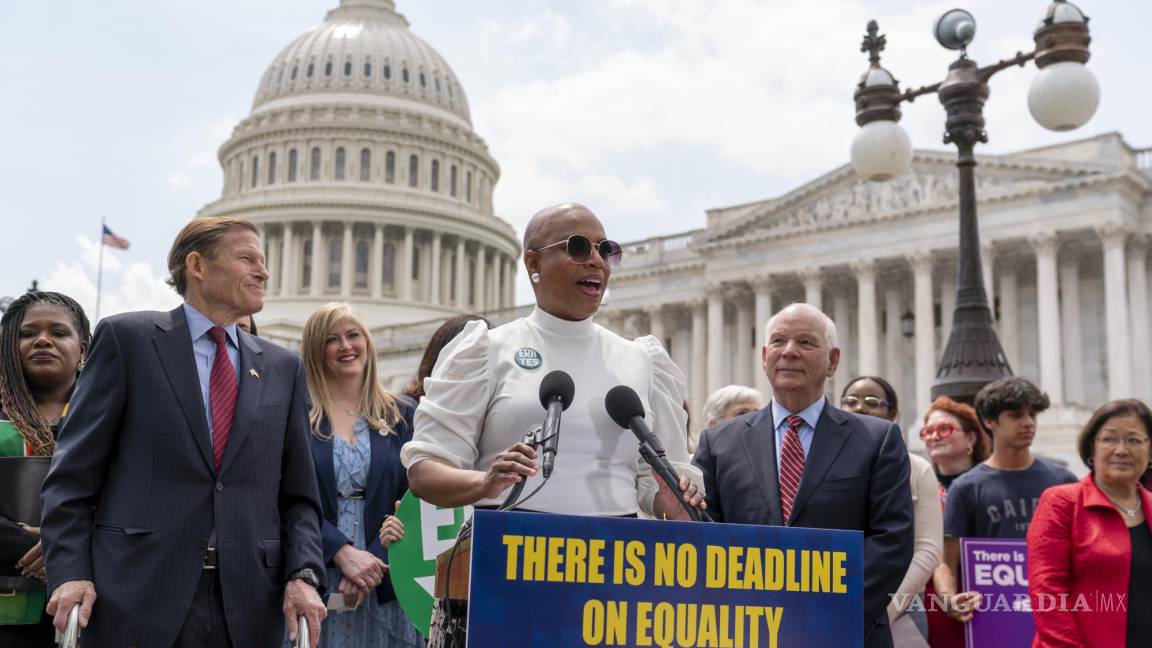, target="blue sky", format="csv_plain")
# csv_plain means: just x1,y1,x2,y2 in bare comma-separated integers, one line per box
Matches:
1,0,1148,316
